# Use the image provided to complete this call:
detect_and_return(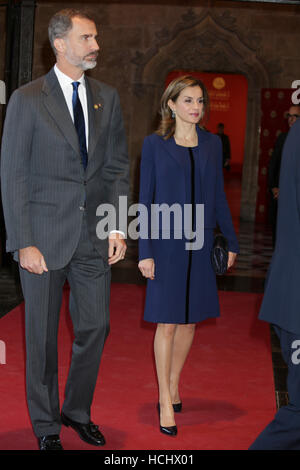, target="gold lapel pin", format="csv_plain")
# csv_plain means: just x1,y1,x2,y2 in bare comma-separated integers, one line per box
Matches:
94,103,102,110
